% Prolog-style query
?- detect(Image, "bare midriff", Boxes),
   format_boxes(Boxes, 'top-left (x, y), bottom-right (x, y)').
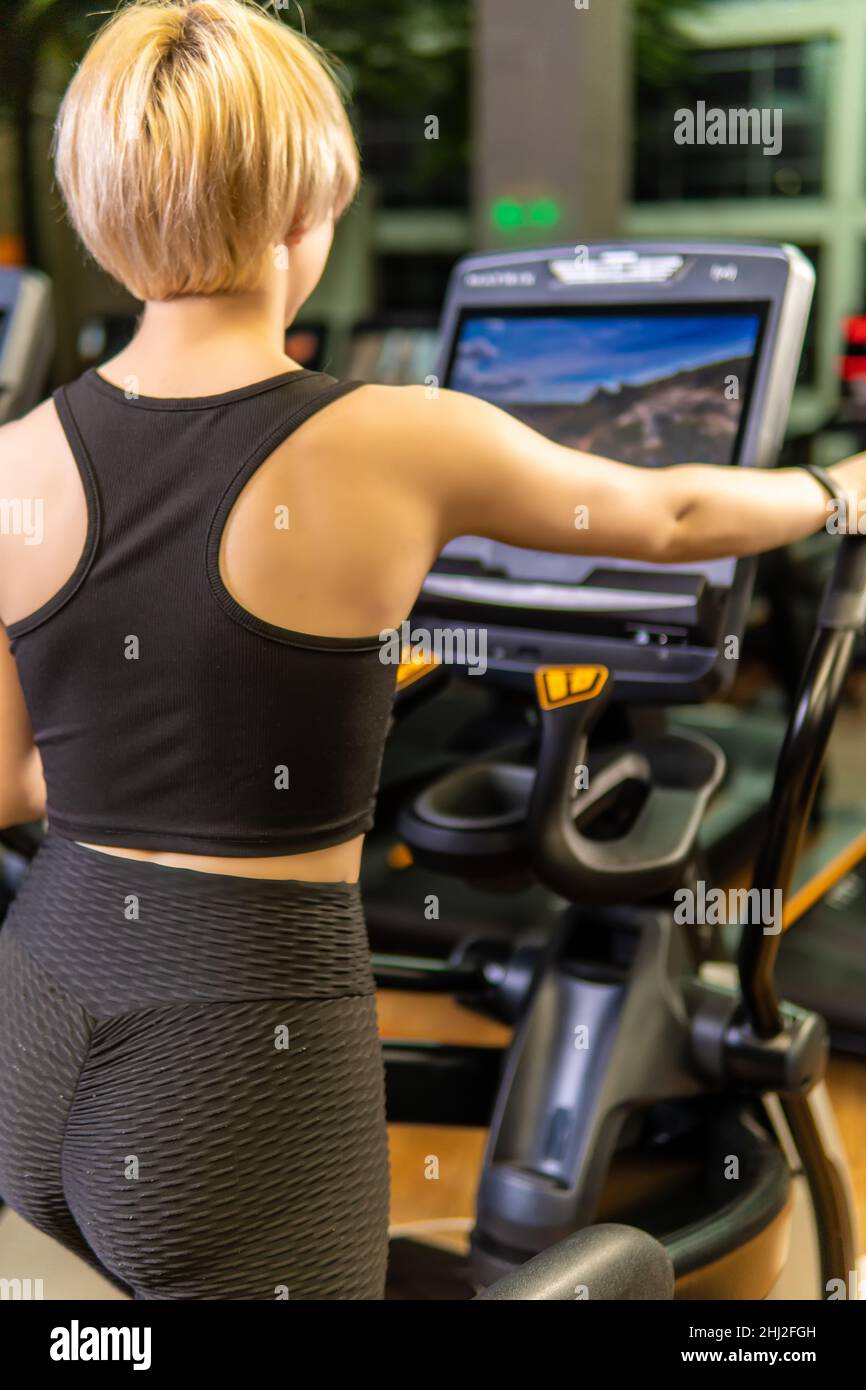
top-left (76, 834), bottom-right (364, 883)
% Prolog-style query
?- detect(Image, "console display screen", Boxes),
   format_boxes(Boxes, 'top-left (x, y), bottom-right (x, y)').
top-left (446, 306), bottom-right (767, 468)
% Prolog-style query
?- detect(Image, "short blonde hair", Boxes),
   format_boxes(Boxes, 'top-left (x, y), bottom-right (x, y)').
top-left (54, 0), bottom-right (359, 299)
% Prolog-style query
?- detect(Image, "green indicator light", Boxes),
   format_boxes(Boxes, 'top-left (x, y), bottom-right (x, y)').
top-left (491, 198), bottom-right (524, 229)
top-left (528, 198), bottom-right (561, 228)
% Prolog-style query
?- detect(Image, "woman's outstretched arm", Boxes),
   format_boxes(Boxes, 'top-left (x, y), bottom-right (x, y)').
top-left (375, 385), bottom-right (862, 564)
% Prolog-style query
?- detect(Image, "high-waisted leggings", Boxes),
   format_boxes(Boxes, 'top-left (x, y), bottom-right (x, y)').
top-left (0, 835), bottom-right (389, 1299)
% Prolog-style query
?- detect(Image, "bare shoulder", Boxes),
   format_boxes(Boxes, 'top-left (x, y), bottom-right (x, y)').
top-left (320, 381), bottom-right (434, 431)
top-left (336, 382), bottom-right (488, 426)
top-left (306, 381), bottom-right (496, 473)
top-left (288, 382), bottom-right (423, 472)
top-left (289, 383), bottom-right (543, 553)
top-left (0, 397), bottom-right (62, 481)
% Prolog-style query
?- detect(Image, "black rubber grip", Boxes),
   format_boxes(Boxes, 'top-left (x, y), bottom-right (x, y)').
top-left (818, 534), bottom-right (866, 633)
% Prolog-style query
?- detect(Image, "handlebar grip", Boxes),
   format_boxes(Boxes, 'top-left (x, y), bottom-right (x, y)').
top-left (528, 665), bottom-right (725, 903)
top-left (819, 531), bottom-right (866, 634)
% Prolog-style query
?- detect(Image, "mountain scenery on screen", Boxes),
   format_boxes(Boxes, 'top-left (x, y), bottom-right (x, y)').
top-left (450, 312), bottom-right (763, 467)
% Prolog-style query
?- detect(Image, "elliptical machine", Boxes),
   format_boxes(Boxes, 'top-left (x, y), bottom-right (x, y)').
top-left (370, 243), bottom-right (859, 1297)
top-left (381, 585), bottom-right (860, 1295)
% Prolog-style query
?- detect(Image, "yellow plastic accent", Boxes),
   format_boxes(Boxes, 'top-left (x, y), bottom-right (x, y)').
top-left (534, 664), bottom-right (609, 711)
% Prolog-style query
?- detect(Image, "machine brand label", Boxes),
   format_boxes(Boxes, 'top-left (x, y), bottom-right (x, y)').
top-left (464, 270), bottom-right (537, 288)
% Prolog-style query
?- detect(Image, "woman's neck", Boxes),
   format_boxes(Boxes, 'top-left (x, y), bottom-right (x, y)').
top-left (100, 286), bottom-right (298, 397)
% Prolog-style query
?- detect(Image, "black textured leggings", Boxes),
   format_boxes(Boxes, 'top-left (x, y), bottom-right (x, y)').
top-left (0, 835), bottom-right (389, 1299)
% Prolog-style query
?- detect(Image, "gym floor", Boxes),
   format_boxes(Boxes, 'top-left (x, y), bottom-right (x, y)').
top-left (2, 704), bottom-right (865, 1300)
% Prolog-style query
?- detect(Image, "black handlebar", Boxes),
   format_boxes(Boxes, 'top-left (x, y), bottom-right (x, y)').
top-left (817, 528), bottom-right (866, 632)
top-left (525, 531), bottom-right (866, 981)
top-left (528, 667), bottom-right (724, 904)
top-left (739, 530), bottom-right (866, 1038)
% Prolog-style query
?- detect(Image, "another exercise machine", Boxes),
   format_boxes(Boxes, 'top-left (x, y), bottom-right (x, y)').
top-left (0, 267), bottom-right (53, 427)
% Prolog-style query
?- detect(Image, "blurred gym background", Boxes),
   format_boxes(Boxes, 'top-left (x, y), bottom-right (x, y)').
top-left (0, 0), bottom-right (860, 410)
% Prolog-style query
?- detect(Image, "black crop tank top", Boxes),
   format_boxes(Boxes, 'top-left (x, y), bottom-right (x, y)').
top-left (7, 368), bottom-right (399, 856)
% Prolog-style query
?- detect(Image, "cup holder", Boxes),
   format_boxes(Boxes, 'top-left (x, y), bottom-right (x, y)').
top-left (398, 761), bottom-right (534, 879)
top-left (414, 763), bottom-right (534, 831)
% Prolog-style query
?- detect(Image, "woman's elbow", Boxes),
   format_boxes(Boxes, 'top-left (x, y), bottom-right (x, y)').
top-left (630, 510), bottom-right (686, 566)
